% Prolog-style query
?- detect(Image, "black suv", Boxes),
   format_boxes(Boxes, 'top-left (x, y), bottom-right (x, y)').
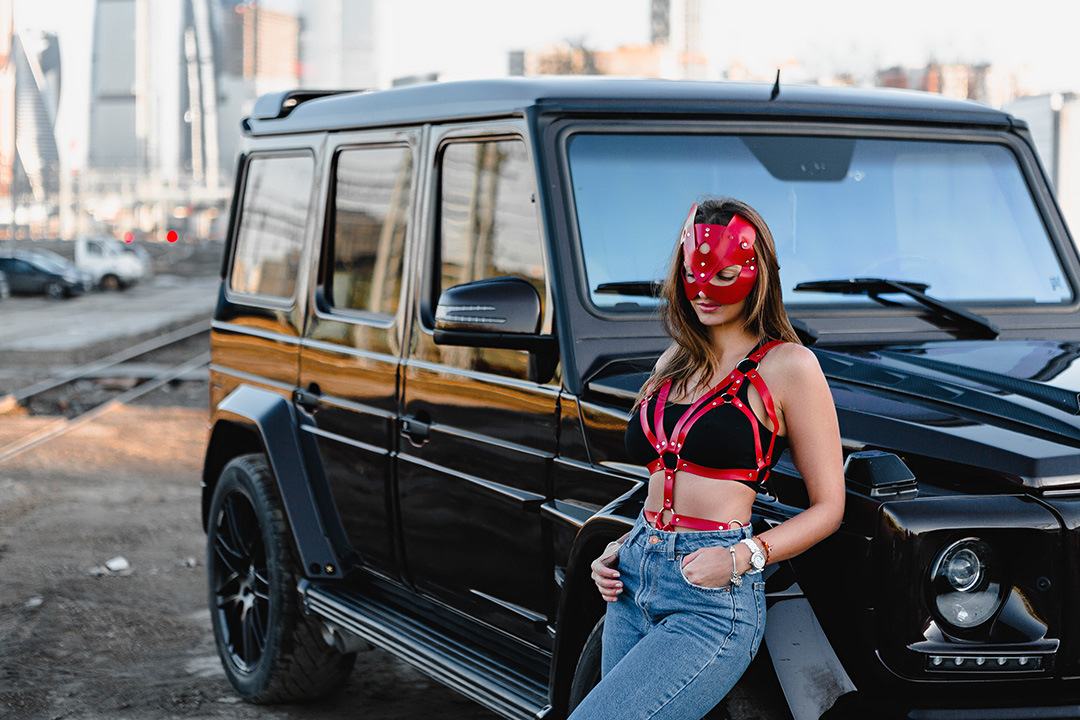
top-left (203, 78), bottom-right (1080, 719)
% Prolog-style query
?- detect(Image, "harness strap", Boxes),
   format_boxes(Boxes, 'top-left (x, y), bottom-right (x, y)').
top-left (643, 509), bottom-right (743, 532)
top-left (643, 340), bottom-right (784, 531)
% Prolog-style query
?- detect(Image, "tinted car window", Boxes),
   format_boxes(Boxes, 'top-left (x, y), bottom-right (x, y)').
top-left (328, 145), bottom-right (413, 317)
top-left (568, 133), bottom-right (1070, 311)
top-left (439, 140), bottom-right (545, 304)
top-left (230, 154), bottom-right (315, 299)
top-left (418, 138), bottom-right (548, 382)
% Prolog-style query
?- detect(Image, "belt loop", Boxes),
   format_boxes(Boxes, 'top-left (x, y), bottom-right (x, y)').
top-left (667, 532), bottom-right (677, 561)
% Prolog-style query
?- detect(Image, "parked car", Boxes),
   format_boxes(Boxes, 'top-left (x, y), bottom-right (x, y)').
top-left (74, 234), bottom-right (149, 290)
top-left (0, 252), bottom-right (92, 298)
top-left (203, 78), bottom-right (1080, 720)
top-left (23, 248), bottom-right (96, 291)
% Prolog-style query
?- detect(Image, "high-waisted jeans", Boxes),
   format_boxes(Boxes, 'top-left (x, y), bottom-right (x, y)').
top-left (568, 512), bottom-right (766, 720)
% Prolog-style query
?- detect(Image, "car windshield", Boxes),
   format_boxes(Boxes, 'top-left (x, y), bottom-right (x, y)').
top-left (567, 132), bottom-right (1071, 311)
top-left (25, 254), bottom-right (70, 272)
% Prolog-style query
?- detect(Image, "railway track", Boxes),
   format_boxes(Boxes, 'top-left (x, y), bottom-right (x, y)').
top-left (0, 319), bottom-right (211, 463)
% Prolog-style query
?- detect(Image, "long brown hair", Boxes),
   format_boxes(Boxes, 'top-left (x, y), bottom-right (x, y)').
top-left (638, 196), bottom-right (801, 404)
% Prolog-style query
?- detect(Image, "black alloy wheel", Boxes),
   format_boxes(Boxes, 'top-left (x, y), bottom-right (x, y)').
top-left (211, 481), bottom-right (270, 673)
top-left (207, 453), bottom-right (355, 702)
top-left (44, 280), bottom-right (65, 299)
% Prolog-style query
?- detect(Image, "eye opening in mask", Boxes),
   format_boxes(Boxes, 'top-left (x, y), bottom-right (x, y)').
top-left (685, 264), bottom-right (741, 286)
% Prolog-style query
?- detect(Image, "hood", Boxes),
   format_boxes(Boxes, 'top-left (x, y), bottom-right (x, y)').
top-left (587, 339), bottom-right (1080, 491)
top-left (820, 340), bottom-right (1080, 490)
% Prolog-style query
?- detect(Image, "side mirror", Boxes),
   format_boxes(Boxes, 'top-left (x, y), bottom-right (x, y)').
top-left (435, 276), bottom-right (542, 336)
top-left (433, 276), bottom-right (558, 372)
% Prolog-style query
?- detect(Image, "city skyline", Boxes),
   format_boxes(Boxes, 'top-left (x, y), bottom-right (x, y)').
top-left (10, 0), bottom-right (1080, 177)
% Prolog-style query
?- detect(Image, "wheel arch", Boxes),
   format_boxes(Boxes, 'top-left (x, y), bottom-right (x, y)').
top-left (549, 509), bottom-right (636, 716)
top-left (203, 384), bottom-right (345, 580)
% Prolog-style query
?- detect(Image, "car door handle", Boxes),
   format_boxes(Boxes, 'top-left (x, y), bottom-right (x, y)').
top-left (400, 416), bottom-right (430, 443)
top-left (295, 385), bottom-right (321, 411)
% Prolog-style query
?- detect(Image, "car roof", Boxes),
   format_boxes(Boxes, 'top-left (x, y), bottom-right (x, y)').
top-left (243, 76), bottom-right (1017, 137)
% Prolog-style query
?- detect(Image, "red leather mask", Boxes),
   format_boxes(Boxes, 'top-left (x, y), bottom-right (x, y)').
top-left (680, 203), bottom-right (758, 304)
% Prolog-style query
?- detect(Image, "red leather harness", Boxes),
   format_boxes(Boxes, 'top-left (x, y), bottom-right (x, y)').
top-left (640, 340), bottom-right (784, 531)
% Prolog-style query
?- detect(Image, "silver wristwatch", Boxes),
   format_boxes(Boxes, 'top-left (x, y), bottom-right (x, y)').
top-left (741, 538), bottom-right (766, 574)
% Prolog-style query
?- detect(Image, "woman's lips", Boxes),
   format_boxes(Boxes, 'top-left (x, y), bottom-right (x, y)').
top-left (695, 300), bottom-right (720, 312)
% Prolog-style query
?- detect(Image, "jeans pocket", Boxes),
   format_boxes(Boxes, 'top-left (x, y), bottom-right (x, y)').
top-left (677, 554), bottom-right (732, 593)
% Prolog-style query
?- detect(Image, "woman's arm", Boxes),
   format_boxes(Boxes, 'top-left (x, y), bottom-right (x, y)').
top-left (683, 344), bottom-right (845, 581)
top-left (748, 343), bottom-right (845, 565)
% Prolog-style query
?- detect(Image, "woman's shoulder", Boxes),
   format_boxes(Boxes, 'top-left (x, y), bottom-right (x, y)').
top-left (655, 343), bottom-right (679, 368)
top-left (759, 341), bottom-right (824, 383)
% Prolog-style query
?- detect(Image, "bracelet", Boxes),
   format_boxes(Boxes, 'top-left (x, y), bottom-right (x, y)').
top-left (750, 535), bottom-right (772, 565)
top-left (728, 546), bottom-right (743, 587)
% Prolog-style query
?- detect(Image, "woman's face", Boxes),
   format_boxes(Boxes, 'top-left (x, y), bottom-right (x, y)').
top-left (683, 263), bottom-right (749, 327)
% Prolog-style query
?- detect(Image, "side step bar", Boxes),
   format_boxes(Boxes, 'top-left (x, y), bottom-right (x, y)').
top-left (298, 580), bottom-right (552, 720)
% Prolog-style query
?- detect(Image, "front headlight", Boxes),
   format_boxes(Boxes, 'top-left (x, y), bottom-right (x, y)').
top-left (929, 538), bottom-right (1003, 629)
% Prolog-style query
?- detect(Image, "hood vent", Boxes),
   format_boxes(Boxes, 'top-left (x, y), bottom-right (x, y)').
top-left (845, 450), bottom-right (917, 498)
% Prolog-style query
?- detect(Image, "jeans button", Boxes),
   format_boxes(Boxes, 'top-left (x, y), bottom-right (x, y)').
top-left (648, 536), bottom-right (661, 545)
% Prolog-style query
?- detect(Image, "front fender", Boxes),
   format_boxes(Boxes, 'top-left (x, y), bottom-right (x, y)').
top-left (203, 384), bottom-right (343, 579)
top-left (548, 482), bottom-right (643, 712)
top-left (766, 595), bottom-right (856, 720)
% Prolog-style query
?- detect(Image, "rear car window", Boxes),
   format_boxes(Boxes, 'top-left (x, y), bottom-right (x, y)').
top-left (230, 154), bottom-right (315, 299)
top-left (327, 145), bottom-right (413, 317)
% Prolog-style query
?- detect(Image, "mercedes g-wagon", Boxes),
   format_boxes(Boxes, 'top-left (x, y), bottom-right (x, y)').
top-left (203, 77), bottom-right (1080, 719)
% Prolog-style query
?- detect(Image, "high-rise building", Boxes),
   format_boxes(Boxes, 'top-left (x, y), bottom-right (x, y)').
top-left (1, 0), bottom-right (62, 237)
top-left (12, 30), bottom-right (61, 205)
top-left (85, 0), bottom-right (285, 238)
top-left (224, 2), bottom-right (301, 96)
top-left (298, 0), bottom-right (378, 90)
top-left (649, 0), bottom-right (706, 80)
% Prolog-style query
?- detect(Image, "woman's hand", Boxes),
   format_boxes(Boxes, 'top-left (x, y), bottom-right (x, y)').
top-left (591, 542), bottom-right (623, 602)
top-left (680, 546), bottom-right (732, 588)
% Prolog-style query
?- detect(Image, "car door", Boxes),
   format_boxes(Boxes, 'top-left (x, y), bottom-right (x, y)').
top-left (0, 259), bottom-right (37, 293)
top-left (398, 128), bottom-right (559, 647)
top-left (297, 132), bottom-right (418, 580)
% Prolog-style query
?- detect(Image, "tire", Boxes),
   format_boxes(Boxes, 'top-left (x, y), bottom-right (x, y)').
top-left (715, 646), bottom-right (794, 720)
top-left (206, 453), bottom-right (355, 702)
top-left (44, 281), bottom-right (65, 299)
top-left (100, 274), bottom-right (121, 292)
top-left (567, 617), bottom-right (604, 713)
top-left (567, 617), bottom-right (793, 720)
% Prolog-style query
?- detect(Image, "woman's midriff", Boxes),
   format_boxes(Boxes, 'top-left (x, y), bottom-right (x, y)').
top-left (643, 469), bottom-right (757, 531)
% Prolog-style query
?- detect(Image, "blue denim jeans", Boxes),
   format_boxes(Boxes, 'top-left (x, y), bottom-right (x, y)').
top-left (569, 512), bottom-right (766, 720)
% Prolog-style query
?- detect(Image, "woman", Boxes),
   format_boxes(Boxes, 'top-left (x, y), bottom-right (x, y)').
top-left (572, 197), bottom-right (845, 720)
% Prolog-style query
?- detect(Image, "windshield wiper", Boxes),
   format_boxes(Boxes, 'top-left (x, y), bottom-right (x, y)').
top-left (794, 278), bottom-right (1000, 339)
top-left (594, 281), bottom-right (662, 297)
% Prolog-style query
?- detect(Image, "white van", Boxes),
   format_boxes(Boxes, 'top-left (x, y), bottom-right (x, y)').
top-left (74, 235), bottom-right (149, 291)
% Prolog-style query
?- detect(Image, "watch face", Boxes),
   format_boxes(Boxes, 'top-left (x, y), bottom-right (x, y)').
top-left (750, 552), bottom-right (766, 570)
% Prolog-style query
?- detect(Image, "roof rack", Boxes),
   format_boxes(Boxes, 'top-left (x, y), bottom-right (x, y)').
top-left (248, 89), bottom-right (362, 121)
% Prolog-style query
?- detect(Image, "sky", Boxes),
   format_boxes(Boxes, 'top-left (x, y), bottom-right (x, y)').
top-left (12, 0), bottom-right (1080, 170)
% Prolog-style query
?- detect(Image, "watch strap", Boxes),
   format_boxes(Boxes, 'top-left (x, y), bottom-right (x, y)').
top-left (741, 538), bottom-right (766, 573)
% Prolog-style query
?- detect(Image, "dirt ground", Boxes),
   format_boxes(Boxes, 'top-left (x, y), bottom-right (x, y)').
top-left (0, 387), bottom-right (498, 720)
